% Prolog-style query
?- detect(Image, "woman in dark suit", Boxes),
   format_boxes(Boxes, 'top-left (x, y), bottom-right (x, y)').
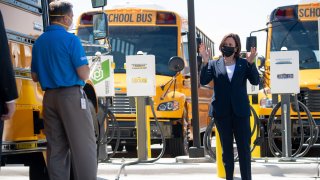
top-left (199, 33), bottom-right (259, 180)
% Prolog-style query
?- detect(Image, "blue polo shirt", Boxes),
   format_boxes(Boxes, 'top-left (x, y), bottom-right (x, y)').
top-left (31, 25), bottom-right (88, 91)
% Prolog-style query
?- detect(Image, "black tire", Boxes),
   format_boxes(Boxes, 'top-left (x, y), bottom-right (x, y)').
top-left (125, 145), bottom-right (137, 152)
top-left (29, 153), bottom-right (49, 180)
top-left (261, 137), bottom-right (273, 157)
top-left (111, 144), bottom-right (124, 152)
top-left (167, 109), bottom-right (189, 157)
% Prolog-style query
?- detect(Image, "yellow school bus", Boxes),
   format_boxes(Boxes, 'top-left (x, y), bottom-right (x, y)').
top-left (77, 5), bottom-right (215, 156)
top-left (0, 0), bottom-right (103, 179)
top-left (254, 1), bottom-right (320, 156)
top-left (0, 1), bottom-right (48, 178)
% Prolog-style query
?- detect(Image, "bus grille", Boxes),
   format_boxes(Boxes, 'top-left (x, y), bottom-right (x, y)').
top-left (109, 94), bottom-right (136, 114)
top-left (297, 89), bottom-right (320, 112)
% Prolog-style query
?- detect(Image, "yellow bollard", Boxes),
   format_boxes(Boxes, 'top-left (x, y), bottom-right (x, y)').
top-left (215, 127), bottom-right (226, 178)
top-left (250, 99), bottom-right (261, 158)
top-left (135, 97), bottom-right (151, 160)
top-left (146, 105), bottom-right (151, 158)
top-left (216, 96), bottom-right (260, 179)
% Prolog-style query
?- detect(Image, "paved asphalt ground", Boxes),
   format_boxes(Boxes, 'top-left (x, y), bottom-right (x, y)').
top-left (1, 157), bottom-right (320, 180)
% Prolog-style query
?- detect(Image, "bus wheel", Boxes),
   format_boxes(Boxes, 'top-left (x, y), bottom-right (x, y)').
top-left (182, 112), bottom-right (190, 155)
top-left (111, 144), bottom-right (124, 152)
top-left (125, 145), bottom-right (137, 152)
top-left (260, 123), bottom-right (273, 157)
top-left (167, 110), bottom-right (190, 157)
top-left (29, 153), bottom-right (49, 180)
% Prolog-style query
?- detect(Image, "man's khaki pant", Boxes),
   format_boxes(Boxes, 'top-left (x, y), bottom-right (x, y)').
top-left (43, 86), bottom-right (97, 180)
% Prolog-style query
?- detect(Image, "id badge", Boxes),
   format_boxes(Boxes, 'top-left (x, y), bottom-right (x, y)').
top-left (81, 98), bottom-right (86, 109)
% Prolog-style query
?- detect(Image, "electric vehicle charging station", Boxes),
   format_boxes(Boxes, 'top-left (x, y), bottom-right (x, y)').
top-left (126, 55), bottom-right (156, 161)
top-left (270, 51), bottom-right (299, 161)
top-left (89, 54), bottom-right (115, 161)
top-left (90, 55), bottom-right (115, 97)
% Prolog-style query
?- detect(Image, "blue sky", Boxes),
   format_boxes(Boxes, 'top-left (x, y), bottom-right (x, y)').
top-left (70, 0), bottom-right (308, 57)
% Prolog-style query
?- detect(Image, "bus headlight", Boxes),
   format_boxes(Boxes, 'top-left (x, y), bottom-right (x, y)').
top-left (260, 98), bottom-right (273, 108)
top-left (157, 101), bottom-right (179, 111)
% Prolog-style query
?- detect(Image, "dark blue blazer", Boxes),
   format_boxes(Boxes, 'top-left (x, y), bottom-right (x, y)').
top-left (200, 57), bottom-right (260, 118)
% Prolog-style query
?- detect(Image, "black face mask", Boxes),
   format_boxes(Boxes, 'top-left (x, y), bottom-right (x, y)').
top-left (221, 46), bottom-right (235, 57)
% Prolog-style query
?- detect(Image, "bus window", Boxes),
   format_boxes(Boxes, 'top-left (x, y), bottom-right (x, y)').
top-left (271, 20), bottom-right (319, 69)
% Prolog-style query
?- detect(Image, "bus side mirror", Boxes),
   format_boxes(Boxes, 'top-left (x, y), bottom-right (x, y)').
top-left (168, 56), bottom-right (185, 73)
top-left (93, 13), bottom-right (108, 40)
top-left (91, 0), bottom-right (107, 8)
top-left (246, 36), bottom-right (257, 52)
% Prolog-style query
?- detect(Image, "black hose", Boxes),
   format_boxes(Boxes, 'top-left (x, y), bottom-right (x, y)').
top-left (267, 98), bottom-right (318, 158)
top-left (102, 109), bottom-right (120, 161)
top-left (234, 105), bottom-right (261, 161)
top-left (115, 97), bottom-right (166, 180)
top-left (203, 105), bottom-right (261, 161)
top-left (203, 117), bottom-right (216, 160)
top-left (97, 98), bottom-right (121, 162)
top-left (291, 95), bottom-right (304, 157)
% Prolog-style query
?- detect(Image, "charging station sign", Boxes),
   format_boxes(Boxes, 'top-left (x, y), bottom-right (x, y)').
top-left (90, 55), bottom-right (115, 97)
top-left (126, 55), bottom-right (155, 96)
top-left (270, 51), bottom-right (299, 94)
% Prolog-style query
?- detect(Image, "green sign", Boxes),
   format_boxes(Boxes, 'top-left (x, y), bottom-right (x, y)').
top-left (92, 59), bottom-right (110, 84)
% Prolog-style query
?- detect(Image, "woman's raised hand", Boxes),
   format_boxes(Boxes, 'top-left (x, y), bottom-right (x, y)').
top-left (246, 47), bottom-right (257, 64)
top-left (199, 43), bottom-right (210, 64)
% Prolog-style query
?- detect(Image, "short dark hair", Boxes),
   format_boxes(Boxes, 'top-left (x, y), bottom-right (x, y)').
top-left (49, 0), bottom-right (73, 22)
top-left (219, 33), bottom-right (241, 59)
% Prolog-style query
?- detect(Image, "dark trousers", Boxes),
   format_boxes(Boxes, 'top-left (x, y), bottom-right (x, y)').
top-left (215, 114), bottom-right (252, 180)
top-left (43, 86), bottom-right (97, 180)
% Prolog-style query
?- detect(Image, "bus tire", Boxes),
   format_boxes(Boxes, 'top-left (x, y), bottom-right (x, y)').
top-left (125, 145), bottom-right (137, 152)
top-left (29, 153), bottom-right (49, 180)
top-left (260, 123), bottom-right (273, 157)
top-left (167, 110), bottom-right (190, 157)
top-left (112, 144), bottom-right (123, 152)
top-left (261, 137), bottom-right (273, 157)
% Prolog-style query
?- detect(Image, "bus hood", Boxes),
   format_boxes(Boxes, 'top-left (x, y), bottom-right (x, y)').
top-left (113, 73), bottom-right (173, 94)
top-left (300, 69), bottom-right (320, 89)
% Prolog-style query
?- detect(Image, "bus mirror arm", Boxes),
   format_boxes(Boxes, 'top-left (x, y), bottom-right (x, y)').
top-left (160, 74), bottom-right (178, 100)
top-left (246, 27), bottom-right (268, 52)
top-left (249, 27), bottom-right (268, 37)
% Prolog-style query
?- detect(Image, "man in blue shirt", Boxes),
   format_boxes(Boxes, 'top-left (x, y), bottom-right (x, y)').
top-left (31, 1), bottom-right (97, 180)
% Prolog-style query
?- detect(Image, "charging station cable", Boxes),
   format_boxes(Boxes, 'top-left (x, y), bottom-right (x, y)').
top-left (96, 98), bottom-right (121, 162)
top-left (267, 95), bottom-right (318, 158)
top-left (115, 97), bottom-right (166, 180)
top-left (203, 105), bottom-right (262, 161)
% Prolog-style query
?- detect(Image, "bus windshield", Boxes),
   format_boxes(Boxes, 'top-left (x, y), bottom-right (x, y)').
top-left (77, 26), bottom-right (178, 76)
top-left (271, 20), bottom-right (320, 69)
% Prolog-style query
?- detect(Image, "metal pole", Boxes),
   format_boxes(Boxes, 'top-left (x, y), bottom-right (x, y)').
top-left (279, 94), bottom-right (295, 162)
top-left (136, 96), bottom-right (148, 161)
top-left (187, 0), bottom-right (204, 158)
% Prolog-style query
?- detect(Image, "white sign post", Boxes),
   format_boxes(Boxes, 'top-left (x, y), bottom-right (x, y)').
top-left (126, 55), bottom-right (156, 161)
top-left (126, 55), bottom-right (156, 97)
top-left (270, 51), bottom-right (300, 94)
top-left (270, 50), bottom-right (299, 160)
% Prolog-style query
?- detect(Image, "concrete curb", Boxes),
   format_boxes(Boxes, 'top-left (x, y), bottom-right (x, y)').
top-left (99, 157), bottom-right (320, 177)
